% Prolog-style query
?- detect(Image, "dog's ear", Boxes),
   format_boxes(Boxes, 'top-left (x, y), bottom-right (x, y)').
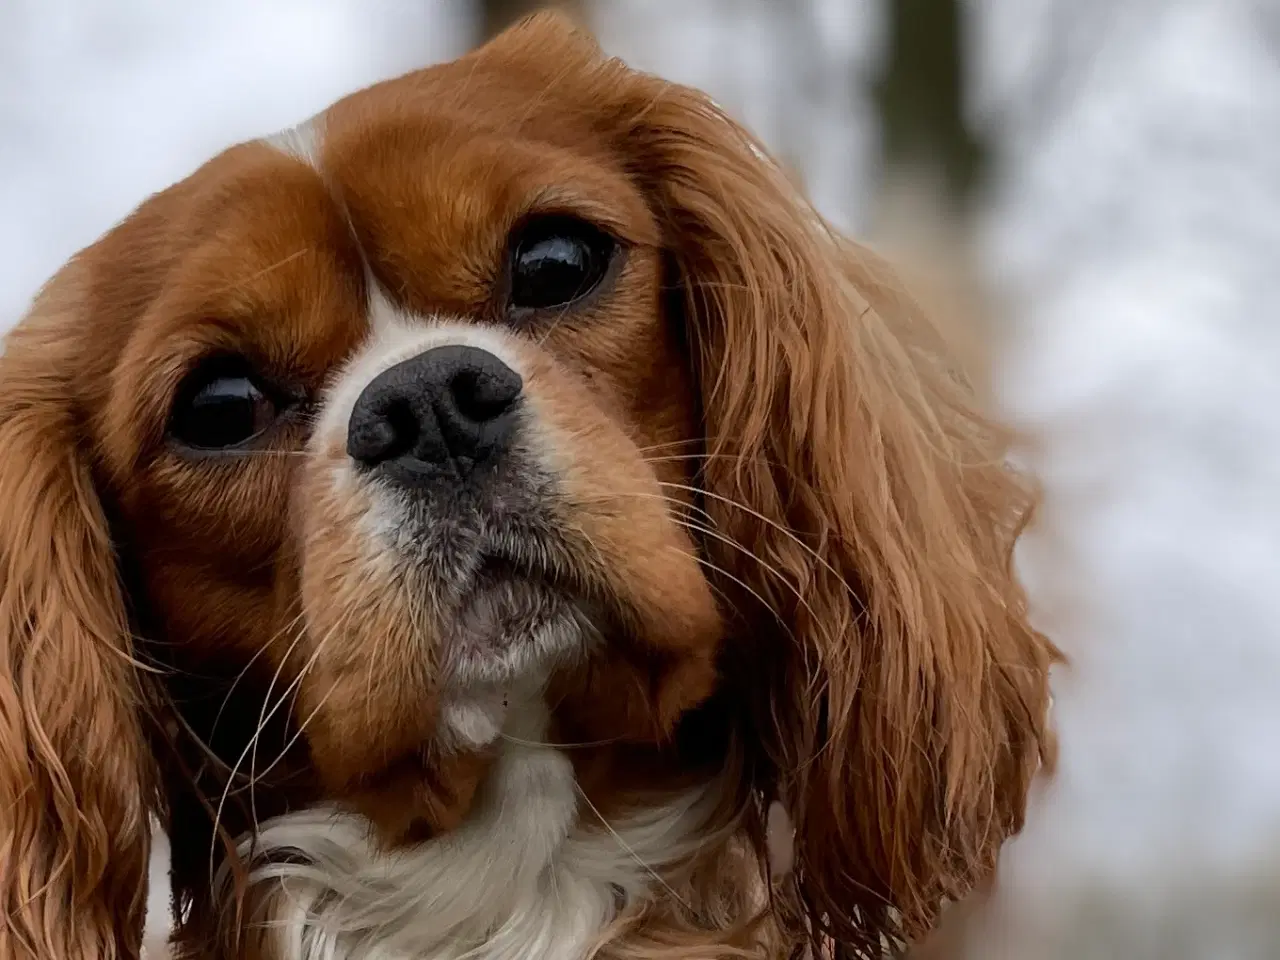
top-left (618, 76), bottom-right (1060, 953)
top-left (0, 266), bottom-right (156, 958)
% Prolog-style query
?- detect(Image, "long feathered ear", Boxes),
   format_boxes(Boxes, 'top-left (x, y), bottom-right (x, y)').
top-left (0, 268), bottom-right (155, 958)
top-left (620, 80), bottom-right (1060, 953)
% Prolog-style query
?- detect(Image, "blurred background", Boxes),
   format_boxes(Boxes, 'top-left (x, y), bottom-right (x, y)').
top-left (4, 1), bottom-right (1279, 957)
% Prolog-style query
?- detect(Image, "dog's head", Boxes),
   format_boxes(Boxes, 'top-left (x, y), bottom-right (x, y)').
top-left (0, 14), bottom-right (1056, 957)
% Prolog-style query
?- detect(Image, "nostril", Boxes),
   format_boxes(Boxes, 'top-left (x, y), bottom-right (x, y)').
top-left (348, 399), bottom-right (418, 467)
top-left (348, 413), bottom-right (395, 466)
top-left (449, 366), bottom-right (522, 424)
top-left (382, 400), bottom-right (421, 457)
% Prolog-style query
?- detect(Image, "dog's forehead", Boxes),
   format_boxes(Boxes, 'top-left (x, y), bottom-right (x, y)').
top-left (308, 56), bottom-right (640, 208)
top-left (246, 65), bottom-right (656, 320)
top-left (324, 40), bottom-right (613, 144)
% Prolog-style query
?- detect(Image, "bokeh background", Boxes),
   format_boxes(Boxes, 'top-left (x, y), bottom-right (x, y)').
top-left (4, 2), bottom-right (1279, 957)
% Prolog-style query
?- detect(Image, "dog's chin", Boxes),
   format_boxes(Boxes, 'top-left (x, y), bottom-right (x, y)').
top-left (439, 555), bottom-right (595, 691)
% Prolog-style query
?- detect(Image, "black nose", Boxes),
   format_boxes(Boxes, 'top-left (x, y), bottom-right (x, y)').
top-left (346, 345), bottom-right (523, 482)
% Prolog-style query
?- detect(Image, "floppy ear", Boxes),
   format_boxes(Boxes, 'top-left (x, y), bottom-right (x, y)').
top-left (0, 268), bottom-right (155, 958)
top-left (620, 80), bottom-right (1059, 952)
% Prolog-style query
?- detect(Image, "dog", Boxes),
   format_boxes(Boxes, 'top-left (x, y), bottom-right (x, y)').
top-left (0, 13), bottom-right (1057, 959)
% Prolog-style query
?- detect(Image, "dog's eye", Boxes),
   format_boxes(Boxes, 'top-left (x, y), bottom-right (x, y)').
top-left (169, 358), bottom-right (282, 451)
top-left (507, 216), bottom-right (615, 312)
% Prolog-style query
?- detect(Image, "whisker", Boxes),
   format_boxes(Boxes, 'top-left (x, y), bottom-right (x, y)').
top-left (248, 616), bottom-right (343, 785)
top-left (250, 670), bottom-right (342, 785)
top-left (217, 450), bottom-right (310, 459)
top-left (573, 783), bottom-right (695, 915)
top-left (569, 488), bottom-right (718, 532)
top-left (660, 540), bottom-right (799, 649)
top-left (669, 279), bottom-right (769, 293)
top-left (535, 300), bottom-right (577, 347)
top-left (497, 732), bottom-right (623, 750)
top-left (244, 623), bottom-right (312, 788)
top-left (640, 453), bottom-right (791, 477)
top-left (633, 438), bottom-right (705, 455)
top-left (116, 632), bottom-right (168, 675)
top-left (675, 501), bottom-right (863, 703)
top-left (656, 480), bottom-right (861, 605)
top-left (148, 629), bottom-right (304, 803)
top-left (210, 609), bottom-right (307, 745)
top-left (246, 606), bottom-right (375, 789)
top-left (165, 705), bottom-right (240, 782)
top-left (208, 615), bottom-right (338, 887)
top-left (571, 487), bottom-right (830, 651)
top-left (667, 514), bottom-right (829, 635)
top-left (209, 248), bottom-right (310, 297)
top-left (596, 501), bottom-right (840, 772)
top-left (244, 612), bottom-right (329, 840)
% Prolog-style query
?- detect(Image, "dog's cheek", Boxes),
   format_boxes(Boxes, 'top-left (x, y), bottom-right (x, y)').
top-left (291, 456), bottom-right (443, 800)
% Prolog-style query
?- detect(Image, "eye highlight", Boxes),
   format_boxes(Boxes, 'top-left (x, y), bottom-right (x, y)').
top-left (506, 215), bottom-right (617, 313)
top-left (168, 356), bottom-right (289, 452)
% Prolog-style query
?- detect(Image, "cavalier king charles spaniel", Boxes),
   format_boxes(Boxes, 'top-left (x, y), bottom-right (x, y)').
top-left (0, 13), bottom-right (1058, 960)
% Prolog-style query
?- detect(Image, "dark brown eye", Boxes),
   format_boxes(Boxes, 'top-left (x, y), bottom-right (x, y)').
top-left (507, 216), bottom-right (616, 312)
top-left (169, 357), bottom-right (282, 451)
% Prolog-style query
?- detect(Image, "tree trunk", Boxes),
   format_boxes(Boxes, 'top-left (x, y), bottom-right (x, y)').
top-left (874, 0), bottom-right (985, 212)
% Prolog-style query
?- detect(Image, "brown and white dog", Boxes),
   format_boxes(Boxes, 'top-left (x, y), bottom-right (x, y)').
top-left (0, 13), bottom-right (1057, 960)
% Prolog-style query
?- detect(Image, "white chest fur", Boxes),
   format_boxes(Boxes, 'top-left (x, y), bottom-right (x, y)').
top-left (240, 704), bottom-right (715, 960)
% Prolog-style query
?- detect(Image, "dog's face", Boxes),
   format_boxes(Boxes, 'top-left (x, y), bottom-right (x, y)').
top-left (96, 55), bottom-right (724, 842)
top-left (0, 15), bottom-right (1058, 958)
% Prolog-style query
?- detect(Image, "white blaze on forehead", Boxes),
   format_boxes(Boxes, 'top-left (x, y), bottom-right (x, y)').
top-left (263, 118), bottom-right (529, 459)
top-left (264, 113), bottom-right (326, 171)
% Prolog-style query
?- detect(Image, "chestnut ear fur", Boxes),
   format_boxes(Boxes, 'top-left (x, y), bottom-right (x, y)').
top-left (546, 26), bottom-right (1061, 953)
top-left (0, 266), bottom-right (156, 960)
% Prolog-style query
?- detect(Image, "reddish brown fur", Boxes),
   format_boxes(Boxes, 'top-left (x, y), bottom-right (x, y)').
top-left (0, 13), bottom-right (1058, 959)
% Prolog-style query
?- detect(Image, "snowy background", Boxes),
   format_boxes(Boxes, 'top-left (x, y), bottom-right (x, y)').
top-left (3, 2), bottom-right (1279, 957)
